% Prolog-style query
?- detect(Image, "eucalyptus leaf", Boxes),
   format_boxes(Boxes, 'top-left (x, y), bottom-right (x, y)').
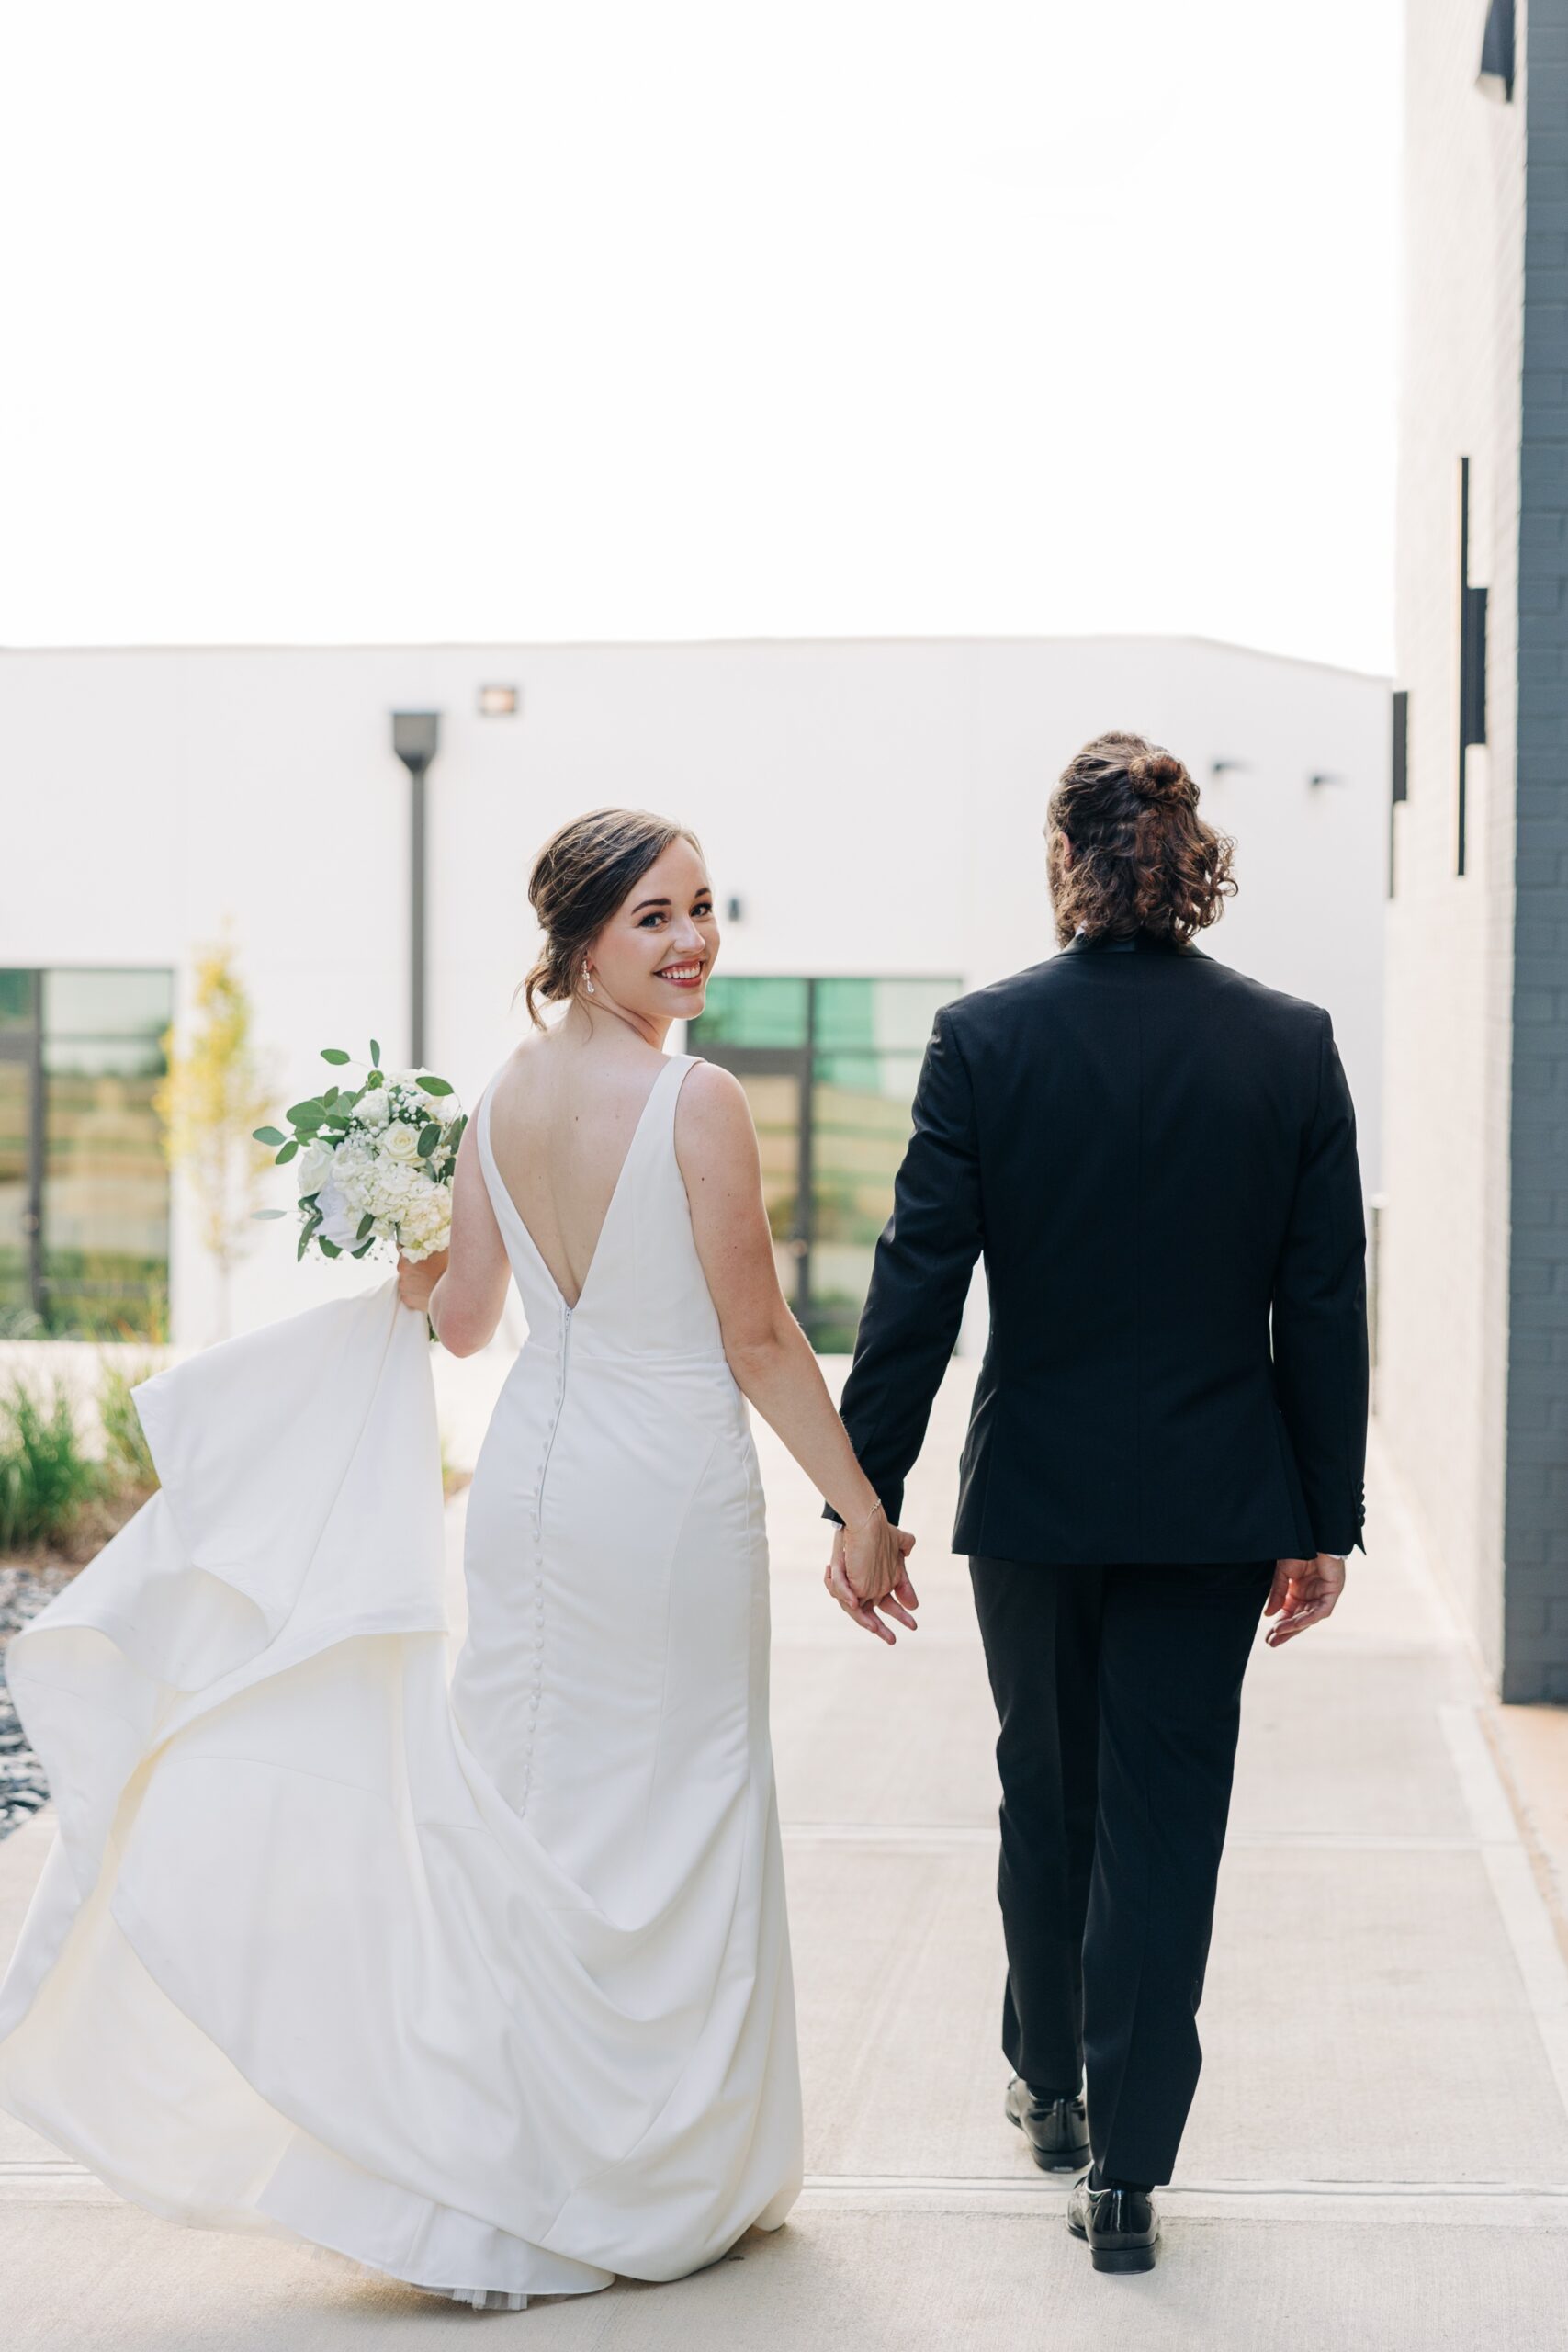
top-left (356, 1212), bottom-right (374, 1238)
top-left (417, 1122), bottom-right (440, 1157)
top-left (319, 1238), bottom-right (342, 1259)
top-left (275, 1139), bottom-right (299, 1164)
top-left (287, 1097), bottom-right (326, 1125)
top-left (351, 1238), bottom-right (376, 1258)
top-left (321, 1048), bottom-right (352, 1065)
top-left (253, 1125), bottom-right (286, 1146)
top-left (418, 1076), bottom-right (455, 1097)
top-left (252, 1208), bottom-right (288, 1220)
top-left (370, 1039), bottom-right (381, 1067)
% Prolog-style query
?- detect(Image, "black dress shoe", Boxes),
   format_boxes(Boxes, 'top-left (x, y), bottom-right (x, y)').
top-left (1066, 2172), bottom-right (1159, 2273)
top-left (1004, 2075), bottom-right (1090, 2172)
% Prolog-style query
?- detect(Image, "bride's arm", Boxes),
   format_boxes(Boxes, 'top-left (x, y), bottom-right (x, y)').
top-left (397, 1115), bottom-right (511, 1356)
top-left (676, 1061), bottom-right (913, 1606)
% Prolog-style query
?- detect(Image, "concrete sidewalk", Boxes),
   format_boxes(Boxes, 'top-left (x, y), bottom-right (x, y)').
top-left (6, 1363), bottom-right (1568, 2346)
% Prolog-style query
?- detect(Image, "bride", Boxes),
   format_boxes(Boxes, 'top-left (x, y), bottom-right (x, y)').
top-left (0, 806), bottom-right (918, 2312)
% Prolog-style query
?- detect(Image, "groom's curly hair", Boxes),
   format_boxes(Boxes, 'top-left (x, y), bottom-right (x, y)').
top-left (517, 808), bottom-right (705, 1027)
top-left (1044, 731), bottom-right (1237, 947)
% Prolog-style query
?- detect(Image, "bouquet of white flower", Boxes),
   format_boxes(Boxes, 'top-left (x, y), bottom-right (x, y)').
top-left (252, 1040), bottom-right (465, 1266)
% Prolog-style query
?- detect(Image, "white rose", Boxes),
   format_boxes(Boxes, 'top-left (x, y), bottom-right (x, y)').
top-left (296, 1138), bottom-right (335, 1197)
top-left (382, 1123), bottom-right (422, 1163)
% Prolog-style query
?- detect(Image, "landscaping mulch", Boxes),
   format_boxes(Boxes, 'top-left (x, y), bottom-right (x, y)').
top-left (0, 1485), bottom-right (154, 1842)
top-left (0, 1565), bottom-right (74, 1838)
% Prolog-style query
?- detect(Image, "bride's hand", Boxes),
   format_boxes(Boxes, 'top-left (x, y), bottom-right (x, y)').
top-left (825, 1527), bottom-right (919, 1645)
top-left (397, 1247), bottom-right (448, 1313)
top-left (841, 1501), bottom-right (912, 1603)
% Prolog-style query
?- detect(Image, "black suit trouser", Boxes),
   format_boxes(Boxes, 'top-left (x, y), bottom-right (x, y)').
top-left (968, 1555), bottom-right (1275, 2186)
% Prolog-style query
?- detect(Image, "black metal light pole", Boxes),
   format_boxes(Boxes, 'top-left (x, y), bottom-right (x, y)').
top-left (391, 711), bottom-right (441, 1067)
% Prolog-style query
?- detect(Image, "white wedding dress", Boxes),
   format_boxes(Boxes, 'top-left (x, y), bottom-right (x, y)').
top-left (0, 1047), bottom-right (803, 2310)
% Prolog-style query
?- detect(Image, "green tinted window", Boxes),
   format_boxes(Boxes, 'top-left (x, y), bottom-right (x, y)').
top-left (45, 967), bottom-right (175, 1040)
top-left (689, 973), bottom-right (961, 1353)
top-left (692, 975), bottom-right (809, 1049)
top-left (0, 967), bottom-right (173, 1340)
top-left (813, 977), bottom-right (953, 1054)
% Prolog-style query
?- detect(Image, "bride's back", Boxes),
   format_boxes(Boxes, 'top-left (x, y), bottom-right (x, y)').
top-left (485, 1035), bottom-right (675, 1314)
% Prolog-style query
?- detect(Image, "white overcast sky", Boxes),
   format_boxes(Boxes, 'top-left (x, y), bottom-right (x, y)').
top-left (2, 1), bottom-right (1403, 673)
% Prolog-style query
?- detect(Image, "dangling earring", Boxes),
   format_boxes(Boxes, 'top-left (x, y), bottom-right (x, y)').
top-left (583, 965), bottom-right (595, 996)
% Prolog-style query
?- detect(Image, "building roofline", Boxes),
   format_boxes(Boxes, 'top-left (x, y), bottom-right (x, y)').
top-left (0, 628), bottom-right (1392, 684)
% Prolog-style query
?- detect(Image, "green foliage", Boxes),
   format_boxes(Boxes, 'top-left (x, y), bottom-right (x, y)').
top-left (153, 936), bottom-right (278, 1306)
top-left (0, 1374), bottom-right (107, 1553)
top-left (96, 1357), bottom-right (161, 1492)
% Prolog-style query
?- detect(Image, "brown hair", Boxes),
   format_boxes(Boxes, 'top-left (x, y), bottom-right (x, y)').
top-left (514, 806), bottom-right (704, 1027)
top-left (1044, 730), bottom-right (1236, 947)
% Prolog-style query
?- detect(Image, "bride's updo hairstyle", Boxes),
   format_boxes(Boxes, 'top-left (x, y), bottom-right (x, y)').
top-left (1044, 729), bottom-right (1237, 948)
top-left (516, 806), bottom-right (705, 1026)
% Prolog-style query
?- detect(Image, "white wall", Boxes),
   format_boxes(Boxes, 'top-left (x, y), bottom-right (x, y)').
top-left (1376, 0), bottom-right (1525, 1688)
top-left (1, 635), bottom-right (1389, 1344)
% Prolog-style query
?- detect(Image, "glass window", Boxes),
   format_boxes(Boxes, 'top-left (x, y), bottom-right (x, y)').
top-left (687, 976), bottom-right (809, 1049)
top-left (813, 977), bottom-right (953, 1055)
top-left (41, 969), bottom-right (174, 1339)
top-left (0, 971), bottom-right (37, 1030)
top-left (0, 968), bottom-right (173, 1340)
top-left (46, 967), bottom-right (175, 1042)
top-left (0, 1057), bottom-right (29, 1321)
top-left (690, 974), bottom-right (959, 1351)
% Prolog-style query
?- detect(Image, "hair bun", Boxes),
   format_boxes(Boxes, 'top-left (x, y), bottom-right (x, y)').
top-left (1127, 749), bottom-right (1189, 802)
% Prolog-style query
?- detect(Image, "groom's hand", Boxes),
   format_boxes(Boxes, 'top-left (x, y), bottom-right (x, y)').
top-left (1263, 1552), bottom-right (1346, 1646)
top-left (824, 1525), bottom-right (919, 1645)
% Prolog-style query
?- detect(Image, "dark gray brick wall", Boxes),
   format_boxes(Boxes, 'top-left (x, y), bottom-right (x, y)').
top-left (1505, 0), bottom-right (1568, 1699)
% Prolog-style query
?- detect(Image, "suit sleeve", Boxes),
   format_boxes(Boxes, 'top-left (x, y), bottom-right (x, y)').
top-left (823, 1005), bottom-right (984, 1527)
top-left (1270, 1010), bottom-right (1369, 1557)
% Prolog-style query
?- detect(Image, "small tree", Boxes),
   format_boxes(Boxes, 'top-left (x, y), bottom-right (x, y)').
top-left (152, 933), bottom-right (278, 1341)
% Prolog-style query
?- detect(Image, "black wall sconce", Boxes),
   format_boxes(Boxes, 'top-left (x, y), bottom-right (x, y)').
top-left (1479, 0), bottom-right (1515, 101)
top-left (1458, 457), bottom-right (1488, 877)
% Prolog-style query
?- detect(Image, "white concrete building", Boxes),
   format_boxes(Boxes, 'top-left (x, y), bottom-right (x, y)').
top-left (0, 635), bottom-right (1390, 1351)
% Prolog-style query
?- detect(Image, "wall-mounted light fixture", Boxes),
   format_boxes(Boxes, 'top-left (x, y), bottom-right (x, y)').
top-left (1308, 771), bottom-right (1345, 789)
top-left (478, 684), bottom-right (520, 717)
top-left (1458, 456), bottom-right (1488, 877)
top-left (1209, 758), bottom-right (1250, 778)
top-left (391, 711), bottom-right (441, 1066)
top-left (726, 897), bottom-right (745, 923)
top-left (1478, 0), bottom-right (1515, 101)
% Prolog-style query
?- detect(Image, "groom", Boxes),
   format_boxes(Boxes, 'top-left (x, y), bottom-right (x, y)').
top-left (823, 731), bottom-right (1369, 2275)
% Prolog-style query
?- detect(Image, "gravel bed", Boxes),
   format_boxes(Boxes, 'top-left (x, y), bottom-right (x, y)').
top-left (0, 1566), bottom-right (74, 1839)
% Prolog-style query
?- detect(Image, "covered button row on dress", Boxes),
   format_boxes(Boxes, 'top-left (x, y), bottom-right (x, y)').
top-left (521, 1301), bottom-right (570, 1807)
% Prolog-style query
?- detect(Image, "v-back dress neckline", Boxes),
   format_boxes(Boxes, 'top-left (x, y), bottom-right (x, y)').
top-left (479, 1051), bottom-right (690, 1317)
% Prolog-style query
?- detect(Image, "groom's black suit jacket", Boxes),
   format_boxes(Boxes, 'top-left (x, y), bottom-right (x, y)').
top-left (828, 930), bottom-right (1369, 1564)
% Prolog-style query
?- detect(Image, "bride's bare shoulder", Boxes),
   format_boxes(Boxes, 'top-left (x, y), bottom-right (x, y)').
top-left (673, 1057), bottom-right (756, 1173)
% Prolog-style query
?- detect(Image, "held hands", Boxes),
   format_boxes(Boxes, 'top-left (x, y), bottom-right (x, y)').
top-left (1263, 1552), bottom-right (1346, 1646)
top-left (824, 1510), bottom-right (919, 1645)
top-left (841, 1501), bottom-right (910, 1604)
